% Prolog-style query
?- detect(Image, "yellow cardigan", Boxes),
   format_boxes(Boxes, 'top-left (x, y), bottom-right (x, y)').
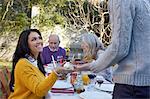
top-left (8, 58), bottom-right (58, 99)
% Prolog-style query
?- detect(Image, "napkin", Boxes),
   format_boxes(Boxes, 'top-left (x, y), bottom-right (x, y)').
top-left (51, 80), bottom-right (74, 94)
top-left (51, 87), bottom-right (74, 94)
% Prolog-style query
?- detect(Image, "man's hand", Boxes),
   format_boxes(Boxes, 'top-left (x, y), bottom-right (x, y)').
top-left (74, 63), bottom-right (91, 71)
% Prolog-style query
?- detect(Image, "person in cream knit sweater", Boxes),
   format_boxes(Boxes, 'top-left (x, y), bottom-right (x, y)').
top-left (76, 0), bottom-right (150, 98)
top-left (8, 29), bottom-right (71, 99)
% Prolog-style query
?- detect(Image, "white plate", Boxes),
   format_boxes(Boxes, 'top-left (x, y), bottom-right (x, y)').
top-left (52, 80), bottom-right (73, 89)
top-left (79, 91), bottom-right (112, 99)
top-left (44, 64), bottom-right (54, 73)
top-left (95, 84), bottom-right (114, 92)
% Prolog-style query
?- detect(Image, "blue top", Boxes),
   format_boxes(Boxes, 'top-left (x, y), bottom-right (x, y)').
top-left (90, 0), bottom-right (150, 86)
top-left (41, 46), bottom-right (66, 65)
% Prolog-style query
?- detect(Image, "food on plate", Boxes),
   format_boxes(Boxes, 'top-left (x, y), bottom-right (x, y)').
top-left (63, 62), bottom-right (74, 70)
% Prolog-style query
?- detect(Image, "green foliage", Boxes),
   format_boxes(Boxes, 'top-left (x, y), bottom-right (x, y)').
top-left (0, 0), bottom-right (67, 37)
top-left (0, 0), bottom-right (31, 37)
top-left (32, 5), bottom-right (65, 29)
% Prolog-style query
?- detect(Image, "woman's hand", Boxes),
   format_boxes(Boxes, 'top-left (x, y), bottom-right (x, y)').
top-left (54, 67), bottom-right (73, 80)
top-left (55, 67), bottom-right (73, 75)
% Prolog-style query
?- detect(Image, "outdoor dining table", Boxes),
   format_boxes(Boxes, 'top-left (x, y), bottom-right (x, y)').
top-left (47, 80), bottom-right (113, 99)
top-left (44, 64), bottom-right (114, 99)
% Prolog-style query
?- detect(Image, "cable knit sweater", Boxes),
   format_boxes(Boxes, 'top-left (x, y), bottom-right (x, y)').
top-left (90, 0), bottom-right (150, 86)
top-left (8, 58), bottom-right (58, 99)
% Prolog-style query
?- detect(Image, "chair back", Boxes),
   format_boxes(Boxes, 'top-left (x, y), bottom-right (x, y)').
top-left (0, 66), bottom-right (11, 99)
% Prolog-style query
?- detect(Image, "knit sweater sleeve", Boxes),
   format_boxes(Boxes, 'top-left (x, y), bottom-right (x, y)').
top-left (90, 0), bottom-right (135, 73)
top-left (16, 59), bottom-right (58, 97)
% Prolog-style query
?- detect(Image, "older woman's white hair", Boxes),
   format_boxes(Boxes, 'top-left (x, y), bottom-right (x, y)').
top-left (81, 33), bottom-right (105, 61)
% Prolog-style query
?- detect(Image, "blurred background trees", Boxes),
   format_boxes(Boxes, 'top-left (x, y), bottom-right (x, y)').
top-left (59, 0), bottom-right (111, 47)
top-left (0, 0), bottom-right (111, 62)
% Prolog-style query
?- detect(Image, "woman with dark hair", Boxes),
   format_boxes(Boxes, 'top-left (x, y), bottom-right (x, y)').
top-left (9, 29), bottom-right (70, 99)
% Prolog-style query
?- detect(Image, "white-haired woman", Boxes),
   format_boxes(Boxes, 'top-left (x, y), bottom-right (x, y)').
top-left (78, 33), bottom-right (113, 82)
